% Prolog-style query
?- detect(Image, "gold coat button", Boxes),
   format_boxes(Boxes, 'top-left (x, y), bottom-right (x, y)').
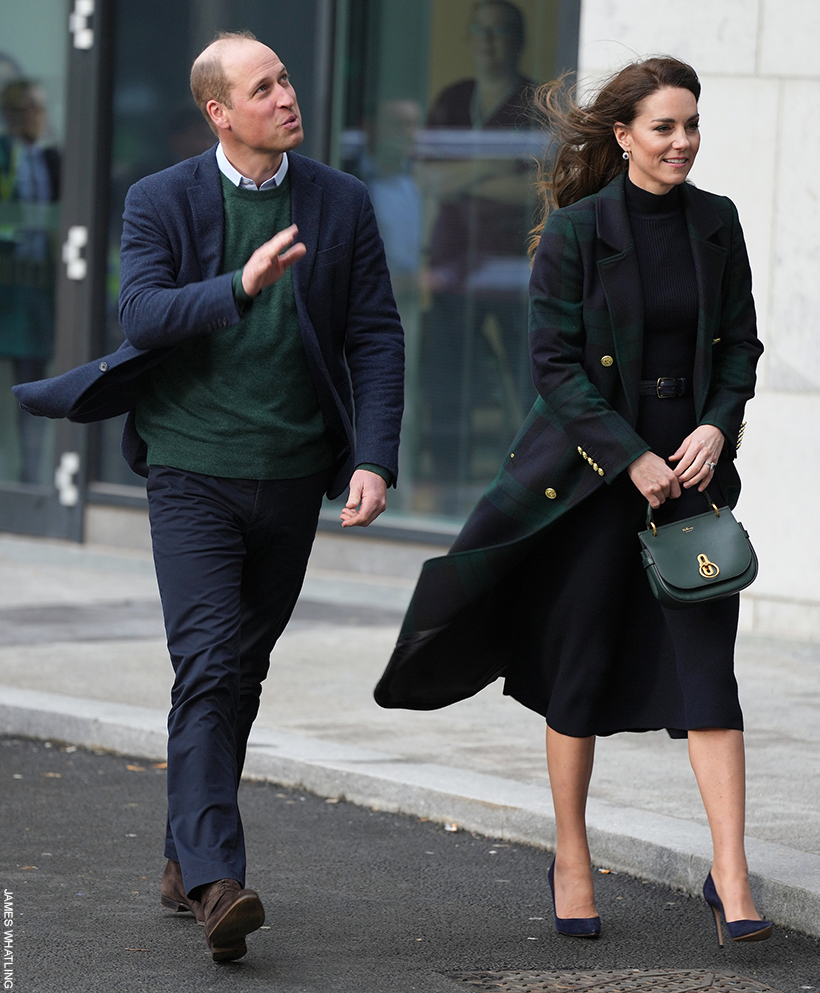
top-left (601, 355), bottom-right (614, 367)
top-left (545, 488), bottom-right (557, 499)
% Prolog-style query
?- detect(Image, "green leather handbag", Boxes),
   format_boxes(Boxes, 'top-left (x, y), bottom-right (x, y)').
top-left (637, 492), bottom-right (758, 609)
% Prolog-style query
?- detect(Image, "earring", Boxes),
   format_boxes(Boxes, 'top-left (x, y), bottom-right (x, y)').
top-left (622, 150), bottom-right (629, 160)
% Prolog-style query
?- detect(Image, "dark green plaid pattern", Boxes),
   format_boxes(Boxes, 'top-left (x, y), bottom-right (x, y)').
top-left (376, 174), bottom-right (762, 710)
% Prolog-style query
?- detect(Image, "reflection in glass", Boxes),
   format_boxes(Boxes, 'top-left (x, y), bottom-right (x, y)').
top-left (418, 0), bottom-right (537, 516)
top-left (0, 72), bottom-right (60, 484)
top-left (340, 0), bottom-right (574, 522)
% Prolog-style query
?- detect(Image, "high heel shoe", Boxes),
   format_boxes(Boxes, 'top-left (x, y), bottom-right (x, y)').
top-left (547, 859), bottom-right (601, 938)
top-left (702, 873), bottom-right (772, 947)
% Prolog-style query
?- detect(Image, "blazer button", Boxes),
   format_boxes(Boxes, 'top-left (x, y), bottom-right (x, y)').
top-left (601, 355), bottom-right (614, 367)
top-left (545, 488), bottom-right (557, 499)
top-left (99, 361), bottom-right (109, 372)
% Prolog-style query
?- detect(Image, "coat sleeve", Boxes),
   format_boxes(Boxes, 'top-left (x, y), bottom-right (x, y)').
top-left (118, 181), bottom-right (240, 350)
top-left (698, 201), bottom-right (763, 454)
top-left (528, 210), bottom-right (649, 481)
top-left (342, 186), bottom-right (405, 481)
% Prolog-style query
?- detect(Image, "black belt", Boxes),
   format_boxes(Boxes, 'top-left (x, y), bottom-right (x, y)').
top-left (639, 377), bottom-right (688, 398)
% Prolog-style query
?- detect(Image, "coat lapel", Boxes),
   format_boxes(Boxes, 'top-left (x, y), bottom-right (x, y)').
top-left (593, 175), bottom-right (728, 425)
top-left (288, 152), bottom-right (323, 302)
top-left (681, 184), bottom-right (727, 418)
top-left (186, 148), bottom-right (224, 279)
top-left (595, 176), bottom-right (644, 425)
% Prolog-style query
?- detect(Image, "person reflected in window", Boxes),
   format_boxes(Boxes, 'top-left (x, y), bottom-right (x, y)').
top-left (359, 99), bottom-right (424, 510)
top-left (418, 0), bottom-right (535, 515)
top-left (360, 99), bottom-right (423, 298)
top-left (0, 79), bottom-right (60, 483)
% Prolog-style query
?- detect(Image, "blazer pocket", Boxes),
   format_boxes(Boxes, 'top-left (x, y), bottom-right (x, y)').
top-left (314, 243), bottom-right (346, 268)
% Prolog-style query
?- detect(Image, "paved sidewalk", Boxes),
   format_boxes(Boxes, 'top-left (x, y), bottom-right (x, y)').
top-left (1, 532), bottom-right (819, 937)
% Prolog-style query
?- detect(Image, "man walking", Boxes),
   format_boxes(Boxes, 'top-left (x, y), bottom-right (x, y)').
top-left (132, 31), bottom-right (404, 961)
top-left (16, 30), bottom-right (403, 962)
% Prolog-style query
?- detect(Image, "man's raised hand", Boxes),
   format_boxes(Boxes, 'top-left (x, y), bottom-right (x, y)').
top-left (241, 224), bottom-right (307, 297)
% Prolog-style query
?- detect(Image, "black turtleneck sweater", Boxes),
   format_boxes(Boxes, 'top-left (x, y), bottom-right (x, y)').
top-left (624, 174), bottom-right (698, 381)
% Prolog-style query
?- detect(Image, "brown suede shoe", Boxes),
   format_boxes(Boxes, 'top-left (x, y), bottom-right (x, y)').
top-left (159, 859), bottom-right (205, 924)
top-left (201, 878), bottom-right (265, 962)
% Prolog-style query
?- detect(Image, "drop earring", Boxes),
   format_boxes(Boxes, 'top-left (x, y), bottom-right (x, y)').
top-left (622, 150), bottom-right (629, 160)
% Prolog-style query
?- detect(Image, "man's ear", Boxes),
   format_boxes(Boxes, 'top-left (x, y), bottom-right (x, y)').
top-left (207, 99), bottom-right (230, 132)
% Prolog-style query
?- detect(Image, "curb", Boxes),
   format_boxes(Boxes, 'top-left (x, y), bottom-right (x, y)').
top-left (2, 685), bottom-right (818, 938)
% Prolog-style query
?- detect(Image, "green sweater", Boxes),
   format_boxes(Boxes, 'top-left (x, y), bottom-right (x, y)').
top-left (135, 173), bottom-right (334, 479)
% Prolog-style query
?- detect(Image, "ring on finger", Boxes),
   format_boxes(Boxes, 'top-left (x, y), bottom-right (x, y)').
top-left (706, 461), bottom-right (717, 471)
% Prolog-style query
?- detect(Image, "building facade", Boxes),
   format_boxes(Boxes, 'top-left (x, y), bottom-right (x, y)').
top-left (1, 0), bottom-right (817, 639)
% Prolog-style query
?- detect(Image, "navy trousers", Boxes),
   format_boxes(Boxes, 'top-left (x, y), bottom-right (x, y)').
top-left (146, 465), bottom-right (329, 895)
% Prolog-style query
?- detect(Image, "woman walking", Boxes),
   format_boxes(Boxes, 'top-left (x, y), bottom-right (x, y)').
top-left (376, 57), bottom-right (768, 945)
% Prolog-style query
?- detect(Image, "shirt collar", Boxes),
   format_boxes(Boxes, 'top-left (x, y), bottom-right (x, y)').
top-left (216, 143), bottom-right (289, 190)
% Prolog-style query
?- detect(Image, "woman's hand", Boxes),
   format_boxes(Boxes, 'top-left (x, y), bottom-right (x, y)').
top-left (627, 451), bottom-right (681, 508)
top-left (669, 425), bottom-right (725, 492)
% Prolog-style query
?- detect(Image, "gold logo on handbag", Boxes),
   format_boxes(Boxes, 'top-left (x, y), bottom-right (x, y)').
top-left (697, 553), bottom-right (720, 579)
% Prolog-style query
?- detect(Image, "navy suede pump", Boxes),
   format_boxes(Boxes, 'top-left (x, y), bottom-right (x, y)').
top-left (547, 859), bottom-right (601, 938)
top-left (703, 872), bottom-right (772, 946)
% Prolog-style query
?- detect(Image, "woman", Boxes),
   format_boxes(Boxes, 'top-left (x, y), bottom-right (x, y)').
top-left (376, 57), bottom-right (768, 945)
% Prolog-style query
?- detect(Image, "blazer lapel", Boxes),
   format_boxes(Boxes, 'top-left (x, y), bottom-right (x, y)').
top-left (187, 148), bottom-right (224, 278)
top-left (595, 177), bottom-right (644, 425)
top-left (682, 184), bottom-right (727, 418)
top-left (288, 153), bottom-right (323, 303)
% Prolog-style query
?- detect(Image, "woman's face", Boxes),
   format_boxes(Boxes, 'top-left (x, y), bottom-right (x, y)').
top-left (614, 87), bottom-right (700, 195)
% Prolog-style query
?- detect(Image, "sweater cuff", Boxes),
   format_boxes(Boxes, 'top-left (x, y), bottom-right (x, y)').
top-left (355, 463), bottom-right (393, 487)
top-left (232, 269), bottom-right (253, 313)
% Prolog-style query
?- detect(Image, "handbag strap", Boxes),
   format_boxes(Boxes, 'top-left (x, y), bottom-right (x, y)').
top-left (645, 489), bottom-right (720, 536)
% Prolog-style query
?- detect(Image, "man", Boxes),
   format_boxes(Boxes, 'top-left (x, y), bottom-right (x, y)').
top-left (14, 31), bottom-right (403, 962)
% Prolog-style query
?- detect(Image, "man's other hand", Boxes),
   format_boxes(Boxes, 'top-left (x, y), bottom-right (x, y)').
top-left (340, 469), bottom-right (388, 527)
top-left (242, 224), bottom-right (307, 297)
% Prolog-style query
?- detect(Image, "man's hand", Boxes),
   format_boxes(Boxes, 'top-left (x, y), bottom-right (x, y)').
top-left (340, 469), bottom-right (387, 527)
top-left (241, 224), bottom-right (307, 297)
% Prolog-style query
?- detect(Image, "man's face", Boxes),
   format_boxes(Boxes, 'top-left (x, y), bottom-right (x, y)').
top-left (216, 40), bottom-right (303, 156)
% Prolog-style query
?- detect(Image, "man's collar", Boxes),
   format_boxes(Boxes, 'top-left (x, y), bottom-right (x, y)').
top-left (216, 143), bottom-right (289, 190)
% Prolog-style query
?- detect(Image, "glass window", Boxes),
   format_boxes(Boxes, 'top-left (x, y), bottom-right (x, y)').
top-left (339, 0), bottom-right (577, 521)
top-left (0, 1), bottom-right (68, 485)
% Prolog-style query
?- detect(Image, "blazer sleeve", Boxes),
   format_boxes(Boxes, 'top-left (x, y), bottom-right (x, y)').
top-left (342, 186), bottom-right (405, 479)
top-left (528, 209), bottom-right (649, 481)
top-left (699, 201), bottom-right (763, 454)
top-left (118, 180), bottom-right (240, 350)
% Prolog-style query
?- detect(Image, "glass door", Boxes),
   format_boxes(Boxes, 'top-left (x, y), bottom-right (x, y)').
top-left (0, 0), bottom-right (112, 539)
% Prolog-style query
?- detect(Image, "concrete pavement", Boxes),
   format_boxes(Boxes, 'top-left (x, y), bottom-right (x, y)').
top-left (6, 737), bottom-right (819, 993)
top-left (1, 531), bottom-right (819, 938)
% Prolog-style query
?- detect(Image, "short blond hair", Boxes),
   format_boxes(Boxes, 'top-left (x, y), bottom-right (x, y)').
top-left (190, 29), bottom-right (257, 134)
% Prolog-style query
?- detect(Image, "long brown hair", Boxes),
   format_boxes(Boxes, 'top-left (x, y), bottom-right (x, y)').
top-left (529, 57), bottom-right (701, 254)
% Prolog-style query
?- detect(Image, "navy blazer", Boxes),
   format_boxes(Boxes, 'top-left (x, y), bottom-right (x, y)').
top-left (14, 147), bottom-right (404, 499)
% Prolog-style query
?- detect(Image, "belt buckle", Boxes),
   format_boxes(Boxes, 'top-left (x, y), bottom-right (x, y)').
top-left (656, 377), bottom-right (678, 399)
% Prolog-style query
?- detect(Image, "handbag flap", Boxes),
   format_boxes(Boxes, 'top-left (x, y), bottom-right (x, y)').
top-left (639, 507), bottom-right (753, 591)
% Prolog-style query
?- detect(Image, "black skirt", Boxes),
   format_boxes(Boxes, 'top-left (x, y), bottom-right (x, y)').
top-left (503, 392), bottom-right (743, 738)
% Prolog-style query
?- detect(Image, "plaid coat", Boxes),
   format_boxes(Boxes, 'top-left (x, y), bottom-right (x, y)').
top-left (376, 172), bottom-right (763, 710)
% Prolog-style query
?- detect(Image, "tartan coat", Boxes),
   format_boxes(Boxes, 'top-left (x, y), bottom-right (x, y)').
top-left (11, 147), bottom-right (404, 500)
top-left (375, 172), bottom-right (763, 711)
